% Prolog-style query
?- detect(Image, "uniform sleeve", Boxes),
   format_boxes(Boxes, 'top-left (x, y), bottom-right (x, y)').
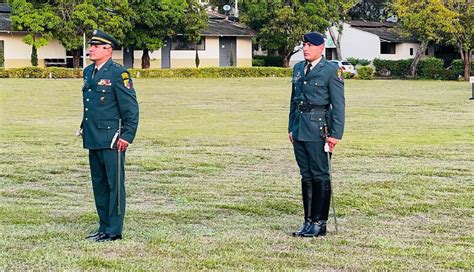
top-left (288, 68), bottom-right (297, 133)
top-left (328, 68), bottom-right (345, 139)
top-left (114, 70), bottom-right (139, 144)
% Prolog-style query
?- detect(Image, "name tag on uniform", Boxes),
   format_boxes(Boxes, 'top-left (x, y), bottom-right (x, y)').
top-left (98, 79), bottom-right (112, 86)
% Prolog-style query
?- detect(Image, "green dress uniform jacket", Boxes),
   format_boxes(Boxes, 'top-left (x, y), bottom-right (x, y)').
top-left (82, 59), bottom-right (139, 149)
top-left (288, 58), bottom-right (345, 141)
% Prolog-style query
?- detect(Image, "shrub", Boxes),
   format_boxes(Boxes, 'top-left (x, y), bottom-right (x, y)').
top-left (418, 57), bottom-right (444, 79)
top-left (356, 66), bottom-right (374, 80)
top-left (450, 59), bottom-right (474, 77)
top-left (252, 55), bottom-right (284, 67)
top-left (373, 58), bottom-right (412, 77)
top-left (347, 57), bottom-right (370, 66)
top-left (129, 67), bottom-right (292, 78)
top-left (0, 68), bottom-right (8, 78)
top-left (343, 71), bottom-right (353, 79)
top-left (252, 58), bottom-right (265, 67)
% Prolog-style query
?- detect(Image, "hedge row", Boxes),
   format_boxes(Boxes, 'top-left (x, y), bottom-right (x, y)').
top-left (129, 67), bottom-right (291, 78)
top-left (0, 67), bottom-right (83, 78)
top-left (0, 66), bottom-right (292, 78)
top-left (373, 57), bottom-right (472, 80)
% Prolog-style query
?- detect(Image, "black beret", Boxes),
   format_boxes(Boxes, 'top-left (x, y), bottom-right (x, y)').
top-left (88, 29), bottom-right (118, 49)
top-left (303, 32), bottom-right (325, 46)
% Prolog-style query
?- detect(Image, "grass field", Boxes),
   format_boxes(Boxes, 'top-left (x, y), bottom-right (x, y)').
top-left (0, 78), bottom-right (473, 270)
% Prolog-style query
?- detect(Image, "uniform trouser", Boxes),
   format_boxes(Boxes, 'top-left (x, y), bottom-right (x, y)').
top-left (88, 149), bottom-right (126, 235)
top-left (293, 139), bottom-right (331, 221)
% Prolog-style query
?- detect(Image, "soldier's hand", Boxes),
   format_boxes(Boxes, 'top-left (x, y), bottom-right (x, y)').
top-left (117, 138), bottom-right (129, 152)
top-left (75, 128), bottom-right (83, 138)
top-left (289, 132), bottom-right (294, 144)
top-left (326, 137), bottom-right (340, 152)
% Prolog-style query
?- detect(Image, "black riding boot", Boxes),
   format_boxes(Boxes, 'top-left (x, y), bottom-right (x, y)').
top-left (302, 179), bottom-right (330, 237)
top-left (292, 178), bottom-right (313, 237)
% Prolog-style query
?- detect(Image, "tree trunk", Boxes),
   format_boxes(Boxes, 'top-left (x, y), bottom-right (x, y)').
top-left (329, 26), bottom-right (342, 60)
top-left (31, 45), bottom-right (38, 67)
top-left (195, 46), bottom-right (200, 68)
top-left (141, 48), bottom-right (150, 69)
top-left (72, 49), bottom-right (82, 68)
top-left (463, 49), bottom-right (472, 81)
top-left (408, 40), bottom-right (428, 77)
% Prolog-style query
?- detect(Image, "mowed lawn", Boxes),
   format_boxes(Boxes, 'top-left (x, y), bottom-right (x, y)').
top-left (0, 78), bottom-right (472, 270)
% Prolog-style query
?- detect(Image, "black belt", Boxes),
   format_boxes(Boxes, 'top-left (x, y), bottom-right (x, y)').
top-left (297, 102), bottom-right (328, 112)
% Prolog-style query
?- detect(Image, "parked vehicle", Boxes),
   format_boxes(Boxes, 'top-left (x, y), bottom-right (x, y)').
top-left (329, 60), bottom-right (356, 77)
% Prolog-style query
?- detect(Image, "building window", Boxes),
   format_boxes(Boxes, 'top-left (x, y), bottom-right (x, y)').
top-left (171, 37), bottom-right (205, 51)
top-left (410, 48), bottom-right (414, 56)
top-left (380, 42), bottom-right (396, 54)
top-left (0, 40), bottom-right (4, 67)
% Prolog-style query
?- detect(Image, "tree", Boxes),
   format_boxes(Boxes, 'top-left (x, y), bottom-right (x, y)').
top-left (348, 0), bottom-right (394, 21)
top-left (327, 0), bottom-right (357, 60)
top-left (240, 0), bottom-right (333, 67)
top-left (128, 0), bottom-right (185, 69)
top-left (50, 1), bottom-right (99, 68)
top-left (9, 0), bottom-right (60, 66)
top-left (445, 0), bottom-right (473, 80)
top-left (393, 0), bottom-right (458, 77)
top-left (178, 0), bottom-right (208, 68)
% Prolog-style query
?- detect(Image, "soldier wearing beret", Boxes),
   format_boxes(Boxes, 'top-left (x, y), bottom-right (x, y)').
top-left (79, 29), bottom-right (139, 242)
top-left (288, 32), bottom-right (345, 237)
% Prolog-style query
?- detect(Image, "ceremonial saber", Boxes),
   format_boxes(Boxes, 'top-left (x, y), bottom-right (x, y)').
top-left (324, 127), bottom-right (338, 233)
top-left (112, 119), bottom-right (122, 215)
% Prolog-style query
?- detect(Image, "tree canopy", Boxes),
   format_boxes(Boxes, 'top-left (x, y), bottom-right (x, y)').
top-left (239, 0), bottom-right (333, 67)
top-left (9, 0), bottom-right (61, 66)
top-left (393, 0), bottom-right (458, 76)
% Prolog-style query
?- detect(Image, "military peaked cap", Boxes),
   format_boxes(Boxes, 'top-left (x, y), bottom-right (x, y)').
top-left (88, 29), bottom-right (118, 49)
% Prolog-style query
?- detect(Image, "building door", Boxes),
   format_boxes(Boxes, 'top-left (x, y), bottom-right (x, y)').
top-left (161, 38), bottom-right (171, 69)
top-left (219, 37), bottom-right (236, 67)
top-left (123, 46), bottom-right (134, 69)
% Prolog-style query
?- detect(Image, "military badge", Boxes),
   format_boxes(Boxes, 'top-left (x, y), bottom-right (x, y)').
top-left (294, 71), bottom-right (302, 82)
top-left (337, 68), bottom-right (344, 81)
top-left (121, 72), bottom-right (133, 89)
top-left (98, 79), bottom-right (112, 86)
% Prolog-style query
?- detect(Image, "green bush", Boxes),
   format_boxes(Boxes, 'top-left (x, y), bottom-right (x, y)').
top-left (347, 57), bottom-right (370, 66)
top-left (343, 71), bottom-right (353, 79)
top-left (451, 59), bottom-right (474, 77)
top-left (356, 66), bottom-right (374, 80)
top-left (0, 66), bottom-right (292, 78)
top-left (418, 57), bottom-right (444, 79)
top-left (4, 67), bottom-right (83, 78)
top-left (252, 58), bottom-right (265, 67)
top-left (45, 67), bottom-right (83, 78)
top-left (252, 55), bottom-right (284, 67)
top-left (130, 67), bottom-right (291, 78)
top-left (373, 58), bottom-right (412, 77)
top-left (0, 68), bottom-right (8, 78)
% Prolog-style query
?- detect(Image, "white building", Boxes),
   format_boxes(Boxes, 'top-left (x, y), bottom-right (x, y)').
top-left (290, 21), bottom-right (435, 66)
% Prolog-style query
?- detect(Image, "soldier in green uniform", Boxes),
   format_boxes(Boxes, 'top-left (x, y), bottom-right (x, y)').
top-left (288, 32), bottom-right (345, 237)
top-left (79, 30), bottom-right (139, 242)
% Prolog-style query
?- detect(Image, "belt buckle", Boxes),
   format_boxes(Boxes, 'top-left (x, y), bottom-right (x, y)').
top-left (297, 101), bottom-right (304, 112)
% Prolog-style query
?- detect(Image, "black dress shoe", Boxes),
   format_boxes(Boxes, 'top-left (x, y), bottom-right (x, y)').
top-left (292, 221), bottom-right (311, 237)
top-left (85, 231), bottom-right (103, 240)
top-left (95, 233), bottom-right (122, 242)
top-left (301, 221), bottom-right (327, 237)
